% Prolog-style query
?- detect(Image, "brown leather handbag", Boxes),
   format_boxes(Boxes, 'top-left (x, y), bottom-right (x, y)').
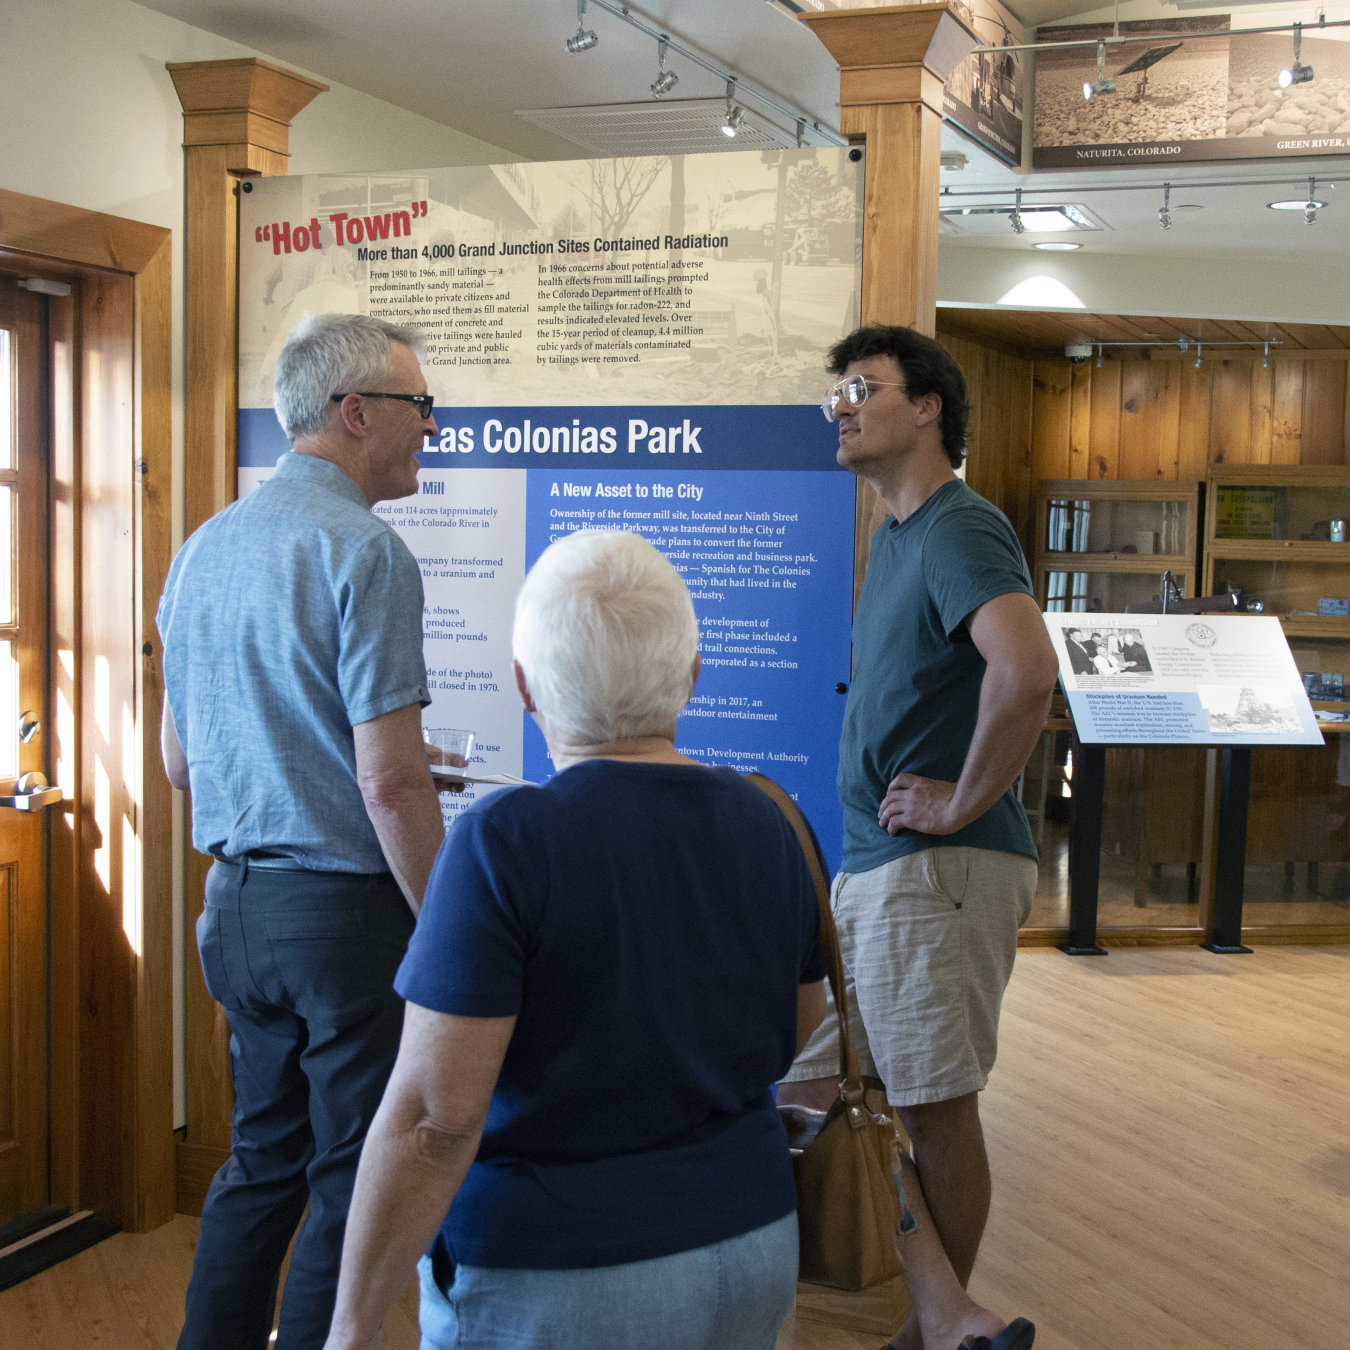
top-left (750, 773), bottom-right (905, 1292)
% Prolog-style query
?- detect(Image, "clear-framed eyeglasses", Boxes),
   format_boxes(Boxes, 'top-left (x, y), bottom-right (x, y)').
top-left (820, 376), bottom-right (908, 422)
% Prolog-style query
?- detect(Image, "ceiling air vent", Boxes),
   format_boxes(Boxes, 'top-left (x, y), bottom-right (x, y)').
top-left (515, 99), bottom-right (804, 156)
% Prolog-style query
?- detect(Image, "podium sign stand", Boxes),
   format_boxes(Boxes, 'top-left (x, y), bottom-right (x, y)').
top-left (1044, 613), bottom-right (1323, 954)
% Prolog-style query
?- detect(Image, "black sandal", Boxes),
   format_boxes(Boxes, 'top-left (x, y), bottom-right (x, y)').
top-left (961, 1318), bottom-right (1036, 1350)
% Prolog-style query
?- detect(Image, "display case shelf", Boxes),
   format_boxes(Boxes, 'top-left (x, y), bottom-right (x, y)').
top-left (1204, 465), bottom-right (1350, 630)
top-left (1033, 479), bottom-right (1200, 613)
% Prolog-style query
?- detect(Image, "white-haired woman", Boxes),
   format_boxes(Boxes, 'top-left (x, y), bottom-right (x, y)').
top-left (322, 531), bottom-right (827, 1350)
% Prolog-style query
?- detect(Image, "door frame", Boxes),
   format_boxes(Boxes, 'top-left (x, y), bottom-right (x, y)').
top-left (0, 189), bottom-right (174, 1231)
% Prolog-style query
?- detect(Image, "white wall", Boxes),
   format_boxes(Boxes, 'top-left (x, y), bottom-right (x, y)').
top-left (1, 0), bottom-right (516, 1132)
top-left (937, 245), bottom-right (1350, 325)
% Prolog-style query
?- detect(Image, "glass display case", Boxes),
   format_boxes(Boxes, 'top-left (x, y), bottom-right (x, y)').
top-left (1204, 466), bottom-right (1350, 640)
top-left (1033, 480), bottom-right (1200, 613)
top-left (1037, 567), bottom-right (1191, 615)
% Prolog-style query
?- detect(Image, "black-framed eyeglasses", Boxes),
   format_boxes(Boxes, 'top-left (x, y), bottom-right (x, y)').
top-left (331, 391), bottom-right (435, 418)
top-left (820, 376), bottom-right (907, 422)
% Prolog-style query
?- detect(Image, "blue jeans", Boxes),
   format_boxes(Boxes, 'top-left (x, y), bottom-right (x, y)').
top-left (178, 859), bottom-right (414, 1350)
top-left (416, 1212), bottom-right (798, 1350)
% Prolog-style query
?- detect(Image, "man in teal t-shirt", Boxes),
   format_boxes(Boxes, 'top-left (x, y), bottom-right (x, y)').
top-left (779, 326), bottom-right (1058, 1350)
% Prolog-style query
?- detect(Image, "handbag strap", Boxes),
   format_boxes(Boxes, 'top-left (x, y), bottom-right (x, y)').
top-left (748, 774), bottom-right (868, 1123)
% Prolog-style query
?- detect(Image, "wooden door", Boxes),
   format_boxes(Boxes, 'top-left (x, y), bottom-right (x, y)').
top-left (0, 280), bottom-right (52, 1223)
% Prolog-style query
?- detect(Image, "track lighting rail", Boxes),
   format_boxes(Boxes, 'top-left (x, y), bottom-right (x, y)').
top-left (586, 0), bottom-right (847, 146)
top-left (937, 175), bottom-right (1348, 200)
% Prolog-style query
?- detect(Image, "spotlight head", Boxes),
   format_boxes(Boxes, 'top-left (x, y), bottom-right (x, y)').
top-left (651, 35), bottom-right (677, 98)
top-left (1083, 78), bottom-right (1116, 100)
top-left (1279, 61), bottom-right (1313, 87)
top-left (1158, 208), bottom-right (1171, 231)
top-left (721, 106), bottom-right (745, 137)
top-left (565, 28), bottom-right (598, 52)
top-left (1010, 211), bottom-right (1025, 235)
top-left (1305, 203), bottom-right (1317, 225)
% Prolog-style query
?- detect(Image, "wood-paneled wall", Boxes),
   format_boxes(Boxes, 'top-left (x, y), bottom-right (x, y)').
top-left (1031, 355), bottom-right (1350, 483)
top-left (936, 323), bottom-right (1350, 551)
top-left (937, 328), bottom-right (1036, 553)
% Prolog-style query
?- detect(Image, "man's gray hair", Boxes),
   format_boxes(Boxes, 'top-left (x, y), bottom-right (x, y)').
top-left (513, 531), bottom-right (699, 743)
top-left (273, 313), bottom-right (423, 441)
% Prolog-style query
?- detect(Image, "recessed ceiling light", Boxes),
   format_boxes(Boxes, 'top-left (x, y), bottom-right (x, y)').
top-left (1034, 241), bottom-right (1082, 250)
top-left (1270, 198), bottom-right (1326, 210)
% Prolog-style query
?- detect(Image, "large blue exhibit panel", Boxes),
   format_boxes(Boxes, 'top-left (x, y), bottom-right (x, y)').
top-left (239, 404), bottom-right (855, 867)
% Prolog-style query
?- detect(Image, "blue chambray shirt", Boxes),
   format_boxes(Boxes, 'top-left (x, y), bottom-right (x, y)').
top-left (157, 453), bottom-right (430, 872)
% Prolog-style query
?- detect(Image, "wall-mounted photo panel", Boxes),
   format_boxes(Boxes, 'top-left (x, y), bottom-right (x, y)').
top-left (1034, 16), bottom-right (1231, 168)
top-left (1045, 613), bottom-right (1324, 745)
top-left (238, 149), bottom-right (863, 866)
top-left (1035, 15), bottom-right (1350, 167)
top-left (941, 0), bottom-right (1026, 165)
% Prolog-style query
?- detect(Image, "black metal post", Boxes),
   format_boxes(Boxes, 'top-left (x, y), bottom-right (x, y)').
top-left (1061, 738), bottom-right (1108, 956)
top-left (1204, 746), bottom-right (1254, 953)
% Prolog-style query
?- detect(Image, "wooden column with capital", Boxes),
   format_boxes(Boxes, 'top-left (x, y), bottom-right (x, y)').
top-left (167, 58), bottom-right (327, 533)
top-left (166, 57), bottom-right (325, 1213)
top-left (801, 4), bottom-right (980, 599)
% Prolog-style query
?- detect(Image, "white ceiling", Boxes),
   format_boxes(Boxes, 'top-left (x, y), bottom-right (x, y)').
top-left (135, 0), bottom-right (1350, 264)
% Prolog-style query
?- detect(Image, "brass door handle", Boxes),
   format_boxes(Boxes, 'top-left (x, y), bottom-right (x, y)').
top-left (0, 772), bottom-right (64, 811)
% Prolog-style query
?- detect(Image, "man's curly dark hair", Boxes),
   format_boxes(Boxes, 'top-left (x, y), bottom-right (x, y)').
top-left (827, 325), bottom-right (969, 469)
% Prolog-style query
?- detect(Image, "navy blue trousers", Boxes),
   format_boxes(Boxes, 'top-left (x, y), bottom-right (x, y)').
top-left (177, 859), bottom-right (415, 1350)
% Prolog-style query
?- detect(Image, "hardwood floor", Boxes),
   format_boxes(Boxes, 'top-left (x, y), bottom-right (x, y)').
top-left (4, 946), bottom-right (1347, 1350)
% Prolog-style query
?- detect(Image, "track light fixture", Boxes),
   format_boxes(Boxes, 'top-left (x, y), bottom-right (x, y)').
top-left (1010, 189), bottom-right (1025, 235)
top-left (1195, 343), bottom-right (1203, 370)
top-left (650, 36), bottom-right (678, 97)
top-left (1158, 182), bottom-right (1171, 231)
top-left (1306, 178), bottom-right (1319, 224)
top-left (1096, 345), bottom-right (1104, 368)
top-left (565, 0), bottom-right (598, 53)
top-left (1264, 343), bottom-right (1271, 369)
top-left (1280, 23), bottom-right (1313, 87)
top-left (1084, 42), bottom-right (1116, 100)
top-left (721, 80), bottom-right (744, 136)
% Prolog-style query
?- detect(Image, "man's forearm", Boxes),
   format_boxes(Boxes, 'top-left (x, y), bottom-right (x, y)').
top-left (363, 778), bottom-right (445, 914)
top-left (324, 1096), bottom-right (481, 1350)
top-left (948, 660), bottom-right (1053, 829)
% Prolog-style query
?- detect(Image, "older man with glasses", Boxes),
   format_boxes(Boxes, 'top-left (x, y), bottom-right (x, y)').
top-left (158, 313), bottom-right (453, 1350)
top-left (781, 325), bottom-right (1058, 1350)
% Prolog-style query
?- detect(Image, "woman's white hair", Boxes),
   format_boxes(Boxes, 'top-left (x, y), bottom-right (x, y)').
top-left (273, 313), bottom-right (422, 441)
top-left (513, 531), bottom-right (699, 743)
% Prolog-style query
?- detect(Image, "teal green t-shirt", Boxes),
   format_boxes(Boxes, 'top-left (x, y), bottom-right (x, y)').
top-left (838, 479), bottom-right (1038, 874)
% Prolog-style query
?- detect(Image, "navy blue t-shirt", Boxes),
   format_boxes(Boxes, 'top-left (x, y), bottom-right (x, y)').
top-left (395, 760), bottom-right (826, 1270)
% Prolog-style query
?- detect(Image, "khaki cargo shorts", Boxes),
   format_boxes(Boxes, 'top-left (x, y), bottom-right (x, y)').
top-left (781, 846), bottom-right (1035, 1107)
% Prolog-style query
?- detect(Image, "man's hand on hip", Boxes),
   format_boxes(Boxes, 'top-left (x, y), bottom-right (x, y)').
top-left (879, 772), bottom-right (963, 836)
